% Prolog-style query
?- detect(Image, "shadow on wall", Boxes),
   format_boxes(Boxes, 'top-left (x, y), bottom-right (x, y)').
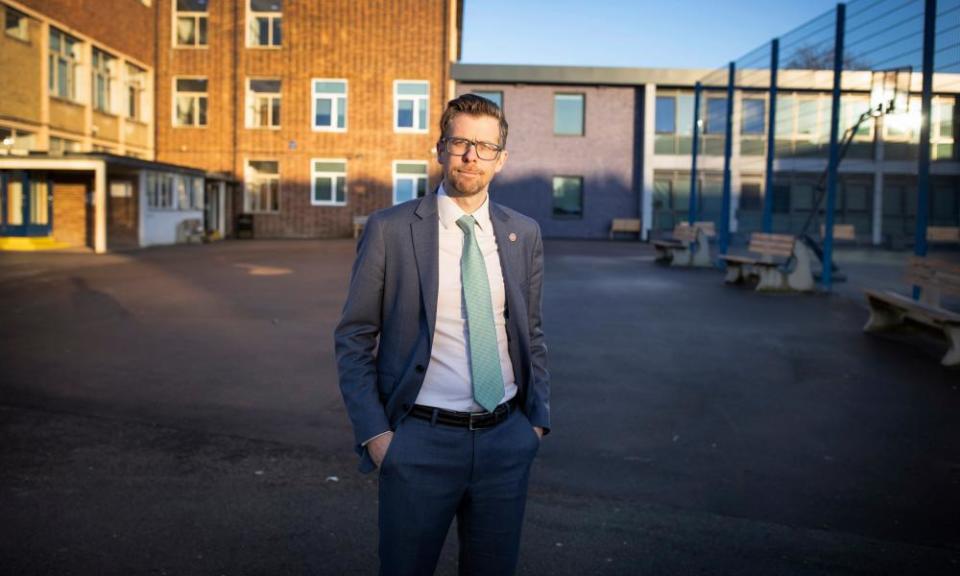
top-left (488, 172), bottom-right (639, 240)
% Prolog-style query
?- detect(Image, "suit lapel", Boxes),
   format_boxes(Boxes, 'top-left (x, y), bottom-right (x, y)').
top-left (490, 202), bottom-right (522, 309)
top-left (412, 192), bottom-right (439, 344)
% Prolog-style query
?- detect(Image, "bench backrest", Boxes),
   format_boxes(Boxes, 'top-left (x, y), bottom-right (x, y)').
top-left (748, 232), bottom-right (795, 259)
top-left (906, 257), bottom-right (960, 304)
top-left (927, 226), bottom-right (960, 243)
top-left (611, 218), bottom-right (641, 233)
top-left (820, 223), bottom-right (856, 241)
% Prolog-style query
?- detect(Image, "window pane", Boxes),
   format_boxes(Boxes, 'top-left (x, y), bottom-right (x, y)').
top-left (554, 94), bottom-right (584, 135)
top-left (677, 95), bottom-right (694, 135)
top-left (177, 78), bottom-right (207, 92)
top-left (655, 97), bottom-right (676, 134)
top-left (418, 105), bottom-right (427, 130)
top-left (337, 97), bottom-right (346, 128)
top-left (797, 100), bottom-right (818, 134)
top-left (251, 0), bottom-right (282, 10)
top-left (552, 177), bottom-right (583, 217)
top-left (272, 17), bottom-right (281, 45)
top-left (776, 96), bottom-right (795, 137)
top-left (335, 178), bottom-right (345, 203)
top-left (314, 177), bottom-right (332, 202)
top-left (251, 79), bottom-right (280, 93)
top-left (314, 81), bottom-right (346, 94)
top-left (315, 98), bottom-right (332, 126)
top-left (417, 178), bottom-right (427, 197)
top-left (397, 82), bottom-right (429, 96)
top-left (176, 17), bottom-right (196, 44)
top-left (177, 0), bottom-right (208, 10)
top-left (396, 179), bottom-right (414, 203)
top-left (271, 97), bottom-right (280, 125)
top-left (7, 180), bottom-right (23, 225)
top-left (706, 98), bottom-right (727, 134)
top-left (397, 99), bottom-right (414, 128)
top-left (396, 163), bottom-right (427, 175)
top-left (176, 96), bottom-right (194, 125)
top-left (199, 17), bottom-right (207, 45)
top-left (249, 160), bottom-right (278, 174)
top-left (198, 97), bottom-right (207, 125)
top-left (741, 99), bottom-right (765, 134)
top-left (256, 17), bottom-right (269, 44)
top-left (314, 161), bottom-right (346, 172)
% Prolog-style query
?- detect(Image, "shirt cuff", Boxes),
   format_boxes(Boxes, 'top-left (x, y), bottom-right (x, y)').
top-left (361, 430), bottom-right (392, 447)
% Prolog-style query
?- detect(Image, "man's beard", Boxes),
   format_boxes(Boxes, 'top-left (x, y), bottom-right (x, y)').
top-left (447, 169), bottom-right (488, 197)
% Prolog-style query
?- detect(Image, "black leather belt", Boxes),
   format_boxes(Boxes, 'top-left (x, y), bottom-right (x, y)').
top-left (409, 397), bottom-right (517, 430)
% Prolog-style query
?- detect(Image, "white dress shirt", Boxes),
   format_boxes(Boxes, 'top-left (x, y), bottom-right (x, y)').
top-left (415, 184), bottom-right (517, 412)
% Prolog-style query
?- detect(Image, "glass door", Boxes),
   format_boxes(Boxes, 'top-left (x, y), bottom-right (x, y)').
top-left (0, 172), bottom-right (52, 237)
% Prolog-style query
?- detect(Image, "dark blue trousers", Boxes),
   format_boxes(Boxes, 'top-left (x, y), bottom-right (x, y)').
top-left (378, 406), bottom-right (540, 576)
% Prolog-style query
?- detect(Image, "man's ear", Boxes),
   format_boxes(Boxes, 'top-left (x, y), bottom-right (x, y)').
top-left (493, 149), bottom-right (508, 174)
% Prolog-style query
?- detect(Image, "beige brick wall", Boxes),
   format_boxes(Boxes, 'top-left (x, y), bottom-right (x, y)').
top-left (0, 10), bottom-right (42, 125)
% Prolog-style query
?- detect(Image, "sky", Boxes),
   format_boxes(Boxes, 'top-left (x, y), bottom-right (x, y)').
top-left (461, 0), bottom-right (842, 70)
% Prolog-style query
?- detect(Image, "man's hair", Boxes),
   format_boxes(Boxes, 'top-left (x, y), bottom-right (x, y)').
top-left (439, 94), bottom-right (509, 148)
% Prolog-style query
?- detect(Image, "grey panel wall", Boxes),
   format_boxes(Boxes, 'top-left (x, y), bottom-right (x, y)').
top-left (457, 83), bottom-right (640, 238)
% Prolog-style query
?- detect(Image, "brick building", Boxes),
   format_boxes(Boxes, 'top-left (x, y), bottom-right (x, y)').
top-left (0, 0), bottom-right (462, 251)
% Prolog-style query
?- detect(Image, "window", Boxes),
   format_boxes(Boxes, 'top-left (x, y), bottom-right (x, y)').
top-left (741, 98), bottom-right (765, 135)
top-left (552, 176), bottom-right (583, 218)
top-left (312, 79), bottom-right (347, 131)
top-left (174, 77), bottom-right (208, 127)
top-left (92, 48), bottom-right (116, 113)
top-left (0, 126), bottom-right (37, 154)
top-left (48, 135), bottom-right (80, 155)
top-left (126, 64), bottom-right (146, 120)
top-left (554, 94), bottom-right (584, 135)
top-left (174, 0), bottom-right (208, 47)
top-left (176, 175), bottom-right (204, 210)
top-left (471, 91), bottom-right (503, 109)
top-left (655, 96), bottom-right (676, 133)
top-left (245, 160), bottom-right (279, 212)
top-left (246, 79), bottom-right (281, 128)
top-left (5, 6), bottom-right (29, 41)
top-left (393, 161), bottom-right (428, 204)
top-left (394, 81), bottom-right (429, 132)
top-left (146, 172), bottom-right (175, 209)
top-left (705, 98), bottom-right (727, 134)
top-left (49, 28), bottom-right (80, 101)
top-left (932, 98), bottom-right (955, 161)
top-left (739, 182), bottom-right (763, 211)
top-left (311, 160), bottom-right (347, 206)
top-left (248, 0), bottom-right (282, 47)
top-left (797, 99), bottom-right (819, 136)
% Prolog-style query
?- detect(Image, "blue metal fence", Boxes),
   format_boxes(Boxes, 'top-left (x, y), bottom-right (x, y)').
top-left (686, 0), bottom-right (960, 292)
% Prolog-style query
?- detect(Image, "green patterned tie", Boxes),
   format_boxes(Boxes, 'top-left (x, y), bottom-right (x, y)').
top-left (456, 215), bottom-right (505, 412)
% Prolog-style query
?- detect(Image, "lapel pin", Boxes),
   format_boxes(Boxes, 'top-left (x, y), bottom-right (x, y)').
top-left (508, 233), bottom-right (518, 242)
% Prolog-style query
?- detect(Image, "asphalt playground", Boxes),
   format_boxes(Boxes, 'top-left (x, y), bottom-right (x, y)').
top-left (1, 238), bottom-right (958, 575)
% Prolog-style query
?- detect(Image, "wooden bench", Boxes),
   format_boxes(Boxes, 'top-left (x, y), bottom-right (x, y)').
top-left (652, 221), bottom-right (715, 268)
top-left (719, 232), bottom-right (815, 292)
top-left (821, 223), bottom-right (856, 242)
top-left (927, 226), bottom-right (960, 243)
top-left (609, 218), bottom-right (641, 239)
top-left (863, 256), bottom-right (960, 367)
top-left (353, 215), bottom-right (369, 239)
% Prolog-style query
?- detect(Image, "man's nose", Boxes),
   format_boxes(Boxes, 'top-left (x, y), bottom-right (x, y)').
top-left (462, 143), bottom-right (479, 162)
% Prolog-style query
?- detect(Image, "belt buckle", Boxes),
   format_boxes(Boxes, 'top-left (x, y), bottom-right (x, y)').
top-left (468, 412), bottom-right (488, 431)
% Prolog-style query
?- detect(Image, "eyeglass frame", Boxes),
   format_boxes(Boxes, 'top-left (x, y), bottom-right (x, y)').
top-left (439, 136), bottom-right (504, 161)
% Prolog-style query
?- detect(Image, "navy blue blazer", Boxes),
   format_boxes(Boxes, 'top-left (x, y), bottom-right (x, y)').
top-left (334, 191), bottom-right (551, 473)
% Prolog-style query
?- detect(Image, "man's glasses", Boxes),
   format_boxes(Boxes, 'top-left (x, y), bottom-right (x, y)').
top-left (440, 137), bottom-right (503, 161)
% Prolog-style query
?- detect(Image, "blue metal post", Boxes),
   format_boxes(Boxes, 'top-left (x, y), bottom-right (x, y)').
top-left (762, 39), bottom-right (779, 233)
top-left (822, 3), bottom-right (846, 291)
top-left (689, 82), bottom-right (702, 224)
top-left (719, 62), bottom-right (735, 257)
top-left (913, 0), bottom-right (937, 299)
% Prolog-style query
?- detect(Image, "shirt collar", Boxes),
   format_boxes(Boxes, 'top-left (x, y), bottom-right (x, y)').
top-left (437, 182), bottom-right (492, 232)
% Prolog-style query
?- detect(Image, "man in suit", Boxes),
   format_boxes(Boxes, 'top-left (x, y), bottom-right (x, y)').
top-left (334, 93), bottom-right (550, 576)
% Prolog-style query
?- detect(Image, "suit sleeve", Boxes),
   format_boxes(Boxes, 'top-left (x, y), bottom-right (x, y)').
top-left (525, 224), bottom-right (551, 434)
top-left (334, 214), bottom-right (391, 456)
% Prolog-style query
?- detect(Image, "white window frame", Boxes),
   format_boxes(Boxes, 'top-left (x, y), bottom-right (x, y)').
top-left (146, 172), bottom-right (175, 210)
top-left (311, 79), bottom-right (347, 132)
top-left (245, 159), bottom-right (280, 213)
top-left (245, 78), bottom-right (282, 129)
top-left (310, 158), bottom-right (348, 207)
top-left (92, 48), bottom-right (116, 113)
top-left (247, 0), bottom-right (282, 48)
top-left (125, 63), bottom-right (146, 121)
top-left (173, 0), bottom-right (209, 48)
top-left (49, 27), bottom-right (80, 101)
top-left (392, 160), bottom-right (429, 205)
top-left (173, 76), bottom-right (208, 127)
top-left (394, 80), bottom-right (429, 133)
